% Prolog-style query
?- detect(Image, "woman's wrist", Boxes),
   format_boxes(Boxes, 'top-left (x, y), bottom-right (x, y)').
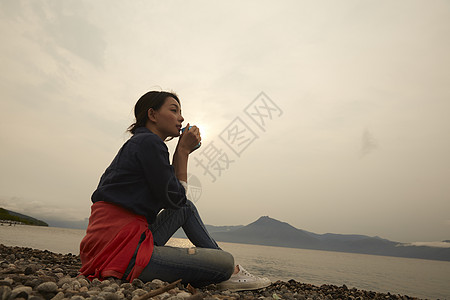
top-left (174, 146), bottom-right (190, 157)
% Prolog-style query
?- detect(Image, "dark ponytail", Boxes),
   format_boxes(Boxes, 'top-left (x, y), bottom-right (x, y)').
top-left (128, 91), bottom-right (180, 134)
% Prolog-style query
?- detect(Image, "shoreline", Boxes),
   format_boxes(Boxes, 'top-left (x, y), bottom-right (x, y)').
top-left (0, 244), bottom-right (424, 300)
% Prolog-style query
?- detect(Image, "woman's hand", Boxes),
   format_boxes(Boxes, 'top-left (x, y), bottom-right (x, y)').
top-left (177, 123), bottom-right (202, 154)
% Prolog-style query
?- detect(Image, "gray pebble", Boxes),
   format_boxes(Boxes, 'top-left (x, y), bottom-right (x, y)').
top-left (98, 291), bottom-right (120, 300)
top-left (120, 283), bottom-right (132, 290)
top-left (37, 281), bottom-right (58, 293)
top-left (2, 278), bottom-right (13, 286)
top-left (0, 286), bottom-right (12, 300)
top-left (87, 290), bottom-right (100, 296)
top-left (78, 278), bottom-right (89, 287)
top-left (50, 291), bottom-right (65, 300)
top-left (131, 278), bottom-right (144, 288)
top-left (91, 278), bottom-right (102, 286)
top-left (0, 281), bottom-right (11, 288)
top-left (57, 277), bottom-right (73, 287)
top-left (102, 286), bottom-right (116, 293)
top-left (10, 286), bottom-right (32, 299)
top-left (176, 291), bottom-right (192, 298)
top-left (131, 288), bottom-right (147, 297)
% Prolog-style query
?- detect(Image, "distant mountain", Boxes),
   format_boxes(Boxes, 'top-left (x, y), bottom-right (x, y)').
top-left (195, 216), bottom-right (450, 262)
top-left (0, 208), bottom-right (48, 226)
top-left (212, 216), bottom-right (320, 249)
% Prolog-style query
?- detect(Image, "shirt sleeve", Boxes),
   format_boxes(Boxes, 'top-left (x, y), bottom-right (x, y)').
top-left (134, 134), bottom-right (187, 209)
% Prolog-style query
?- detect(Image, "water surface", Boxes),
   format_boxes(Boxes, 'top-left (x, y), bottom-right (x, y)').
top-left (1, 225), bottom-right (449, 299)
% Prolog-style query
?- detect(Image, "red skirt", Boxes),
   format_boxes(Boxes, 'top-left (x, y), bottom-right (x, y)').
top-left (79, 201), bottom-right (154, 281)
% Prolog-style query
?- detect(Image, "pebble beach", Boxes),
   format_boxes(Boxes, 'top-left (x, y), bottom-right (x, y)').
top-left (0, 244), bottom-right (425, 300)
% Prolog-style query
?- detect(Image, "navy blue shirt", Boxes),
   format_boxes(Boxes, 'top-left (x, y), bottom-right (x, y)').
top-left (91, 127), bottom-right (187, 224)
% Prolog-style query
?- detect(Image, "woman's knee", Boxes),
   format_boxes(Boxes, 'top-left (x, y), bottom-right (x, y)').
top-left (184, 199), bottom-right (195, 210)
top-left (218, 250), bottom-right (235, 281)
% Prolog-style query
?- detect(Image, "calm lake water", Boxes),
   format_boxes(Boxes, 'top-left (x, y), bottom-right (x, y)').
top-left (1, 225), bottom-right (449, 299)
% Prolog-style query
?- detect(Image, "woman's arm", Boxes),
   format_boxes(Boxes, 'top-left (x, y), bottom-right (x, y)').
top-left (172, 147), bottom-right (189, 182)
top-left (172, 125), bottom-right (201, 182)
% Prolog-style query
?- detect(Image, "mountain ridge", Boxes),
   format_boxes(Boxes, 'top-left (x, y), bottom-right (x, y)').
top-left (0, 208), bottom-right (48, 226)
top-left (174, 215), bottom-right (450, 262)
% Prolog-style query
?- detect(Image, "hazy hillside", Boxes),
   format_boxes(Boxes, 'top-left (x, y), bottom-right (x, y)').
top-left (0, 208), bottom-right (48, 226)
top-left (206, 216), bottom-right (450, 262)
top-left (212, 216), bottom-right (321, 249)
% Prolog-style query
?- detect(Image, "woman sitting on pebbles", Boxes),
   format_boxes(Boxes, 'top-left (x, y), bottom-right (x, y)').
top-left (79, 91), bottom-right (270, 291)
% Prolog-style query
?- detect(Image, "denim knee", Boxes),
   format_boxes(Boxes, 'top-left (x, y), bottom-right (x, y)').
top-left (184, 199), bottom-right (195, 211)
top-left (215, 250), bottom-right (235, 282)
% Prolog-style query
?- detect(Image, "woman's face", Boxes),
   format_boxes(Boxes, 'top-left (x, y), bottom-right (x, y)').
top-left (152, 97), bottom-right (184, 139)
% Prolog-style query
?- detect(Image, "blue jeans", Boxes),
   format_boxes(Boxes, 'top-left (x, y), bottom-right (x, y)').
top-left (126, 200), bottom-right (234, 286)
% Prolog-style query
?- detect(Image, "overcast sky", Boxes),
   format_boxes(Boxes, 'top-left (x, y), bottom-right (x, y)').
top-left (1, 0), bottom-right (449, 244)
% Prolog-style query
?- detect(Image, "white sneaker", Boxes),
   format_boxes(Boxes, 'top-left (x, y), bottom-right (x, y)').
top-left (218, 265), bottom-right (271, 292)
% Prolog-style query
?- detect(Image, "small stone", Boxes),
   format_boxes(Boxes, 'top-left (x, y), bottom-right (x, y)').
top-left (98, 291), bottom-right (120, 300)
top-left (78, 278), bottom-right (89, 287)
top-left (176, 291), bottom-right (192, 298)
top-left (131, 278), bottom-right (144, 288)
top-left (0, 281), bottom-right (12, 288)
top-left (69, 296), bottom-right (85, 300)
top-left (50, 292), bottom-right (65, 300)
top-left (87, 290), bottom-right (100, 296)
top-left (120, 283), bottom-right (132, 289)
top-left (91, 278), bottom-right (101, 286)
top-left (2, 278), bottom-right (13, 285)
top-left (143, 281), bottom-right (159, 290)
top-left (10, 286), bottom-right (32, 299)
top-left (37, 282), bottom-right (58, 293)
top-left (24, 267), bottom-right (34, 275)
top-left (0, 286), bottom-right (12, 300)
top-left (71, 281), bottom-right (81, 291)
top-left (158, 292), bottom-right (170, 299)
top-left (57, 277), bottom-right (73, 287)
top-left (102, 287), bottom-right (116, 293)
top-left (166, 296), bottom-right (185, 300)
top-left (131, 288), bottom-right (147, 298)
top-left (151, 279), bottom-right (165, 286)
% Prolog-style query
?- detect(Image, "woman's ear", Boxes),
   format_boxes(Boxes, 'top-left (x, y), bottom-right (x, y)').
top-left (148, 108), bottom-right (157, 123)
